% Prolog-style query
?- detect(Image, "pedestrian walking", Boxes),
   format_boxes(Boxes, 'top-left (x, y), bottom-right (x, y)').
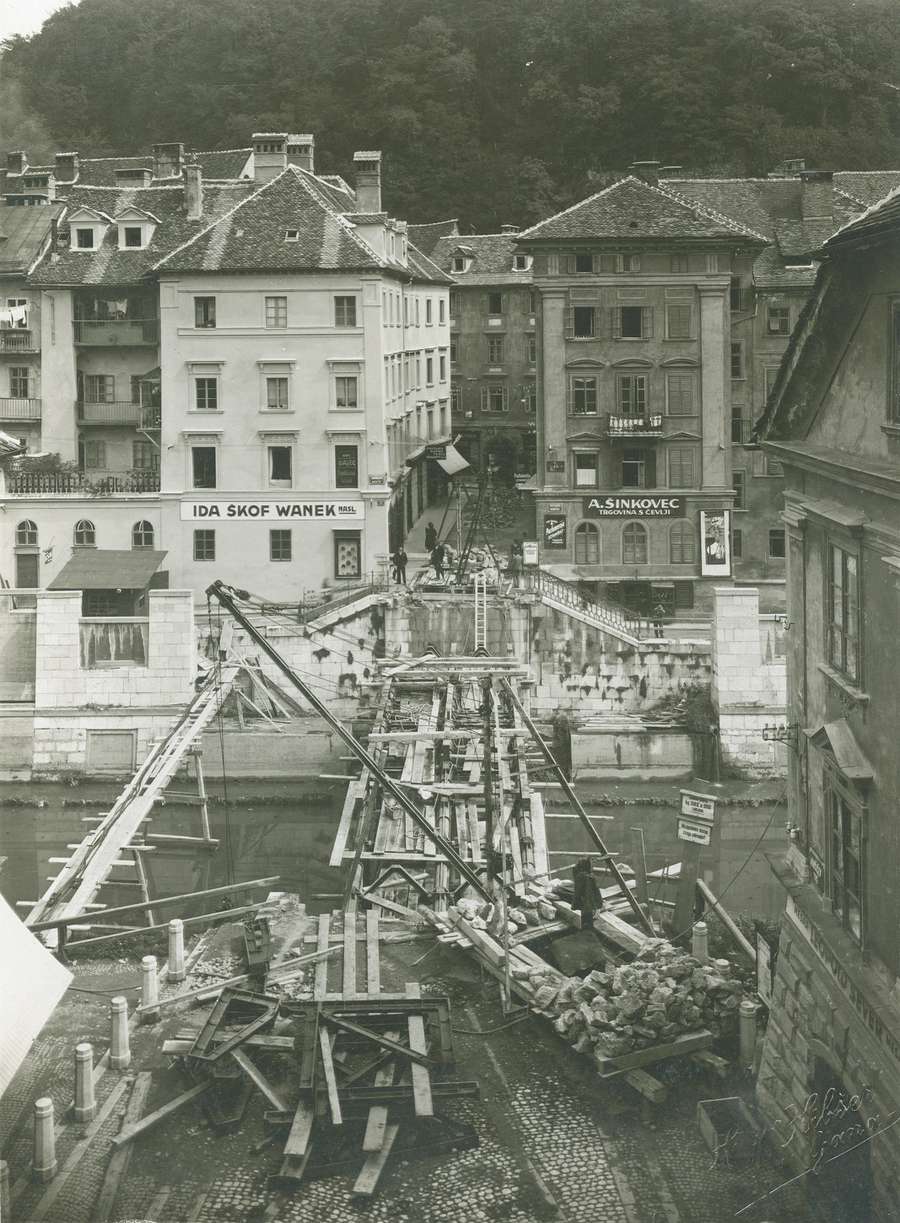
top-left (424, 521), bottom-right (438, 552)
top-left (652, 600), bottom-right (667, 638)
top-left (430, 542), bottom-right (445, 580)
top-left (572, 857), bottom-right (604, 932)
top-left (508, 551), bottom-right (522, 589)
top-left (395, 547), bottom-right (408, 584)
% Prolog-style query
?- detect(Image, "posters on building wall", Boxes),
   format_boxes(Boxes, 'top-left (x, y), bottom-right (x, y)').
top-left (700, 510), bottom-right (731, 576)
top-left (543, 515), bottom-right (567, 549)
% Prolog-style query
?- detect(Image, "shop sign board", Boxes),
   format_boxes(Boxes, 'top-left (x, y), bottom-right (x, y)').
top-left (522, 541), bottom-right (539, 565)
top-left (546, 460), bottom-right (566, 473)
top-left (583, 494), bottom-right (686, 518)
top-left (425, 444), bottom-right (447, 459)
top-left (680, 790), bottom-right (717, 822)
top-left (543, 516), bottom-right (567, 549)
top-left (677, 817), bottom-right (712, 845)
top-left (180, 501), bottom-right (364, 522)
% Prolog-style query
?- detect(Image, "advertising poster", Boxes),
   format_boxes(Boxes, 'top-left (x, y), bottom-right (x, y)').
top-left (700, 510), bottom-right (731, 576)
top-left (543, 516), bottom-right (567, 550)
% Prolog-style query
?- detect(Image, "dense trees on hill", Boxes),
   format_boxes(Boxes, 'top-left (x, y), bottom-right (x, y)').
top-left (3, 0), bottom-right (900, 228)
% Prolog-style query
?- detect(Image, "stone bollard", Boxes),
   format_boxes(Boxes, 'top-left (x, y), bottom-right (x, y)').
top-left (167, 918), bottom-right (185, 983)
top-left (110, 996), bottom-right (131, 1069)
top-left (31, 1098), bottom-right (57, 1184)
top-left (73, 1042), bottom-right (96, 1123)
top-left (739, 998), bottom-right (758, 1068)
top-left (691, 921), bottom-right (709, 963)
top-left (141, 955), bottom-right (160, 1024)
top-left (1, 1158), bottom-right (11, 1221)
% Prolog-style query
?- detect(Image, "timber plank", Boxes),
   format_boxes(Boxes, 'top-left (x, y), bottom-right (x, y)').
top-left (365, 909), bottom-right (381, 994)
top-left (405, 982), bottom-right (433, 1118)
top-left (314, 914), bottom-right (330, 999)
top-left (361, 1029), bottom-right (399, 1153)
top-left (110, 1082), bottom-right (211, 1148)
top-left (595, 1030), bottom-right (714, 1077)
top-left (353, 1122), bottom-right (401, 1196)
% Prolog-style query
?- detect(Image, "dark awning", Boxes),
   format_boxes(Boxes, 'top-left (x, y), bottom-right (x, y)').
top-left (805, 719), bottom-right (874, 782)
top-left (49, 549), bottom-right (167, 591)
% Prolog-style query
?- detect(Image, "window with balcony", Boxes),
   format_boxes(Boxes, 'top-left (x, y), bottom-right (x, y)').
top-left (668, 447), bottom-right (695, 487)
top-left (667, 373), bottom-right (694, 415)
top-left (193, 529), bottom-right (215, 561)
top-left (488, 336), bottom-right (504, 364)
top-left (132, 441), bottom-right (158, 471)
top-left (621, 447), bottom-right (654, 488)
top-left (828, 544), bottom-right (859, 681)
top-left (81, 374), bottom-right (115, 403)
top-left (617, 373), bottom-right (647, 416)
top-left (335, 444), bottom-right (359, 488)
top-left (622, 521), bottom-right (648, 564)
top-left (268, 445), bottom-right (293, 488)
top-left (266, 376), bottom-right (289, 411)
top-left (335, 296), bottom-right (357, 327)
top-left (9, 367), bottom-right (30, 398)
top-left (194, 297), bottom-right (216, 328)
top-left (270, 529), bottom-right (292, 561)
top-left (194, 377), bottom-right (218, 411)
top-left (265, 296), bottom-right (288, 328)
top-left (571, 376), bottom-right (598, 416)
top-left (132, 520), bottom-right (154, 548)
top-left (573, 451), bottom-right (599, 488)
top-left (669, 520), bottom-right (696, 564)
top-left (733, 470), bottom-right (746, 509)
top-left (16, 519), bottom-right (38, 546)
top-left (487, 292), bottom-right (504, 315)
top-left (574, 521), bottom-right (600, 564)
top-left (767, 305), bottom-right (790, 335)
top-left (614, 306), bottom-right (652, 339)
top-left (74, 519), bottom-right (96, 546)
top-left (80, 440), bottom-right (106, 469)
top-left (665, 303), bottom-right (693, 339)
top-left (192, 446), bottom-right (217, 489)
top-left (573, 306), bottom-right (595, 339)
top-left (4, 297), bottom-right (28, 328)
top-left (335, 375), bottom-right (358, 410)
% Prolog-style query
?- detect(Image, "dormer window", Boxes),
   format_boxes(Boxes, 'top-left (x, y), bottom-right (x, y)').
top-left (76, 228), bottom-right (95, 249)
top-left (514, 254), bottom-right (532, 271)
top-left (452, 256), bottom-right (466, 272)
top-left (285, 229), bottom-right (300, 242)
top-left (68, 206), bottom-right (113, 252)
top-left (123, 227), bottom-right (142, 248)
top-left (115, 207), bottom-right (158, 251)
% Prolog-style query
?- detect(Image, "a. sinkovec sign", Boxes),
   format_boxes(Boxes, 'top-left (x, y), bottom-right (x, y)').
top-left (583, 495), bottom-right (686, 518)
top-left (180, 501), bottom-right (365, 522)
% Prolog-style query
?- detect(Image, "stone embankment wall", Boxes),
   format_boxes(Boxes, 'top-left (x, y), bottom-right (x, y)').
top-left (0, 603), bottom-right (36, 700)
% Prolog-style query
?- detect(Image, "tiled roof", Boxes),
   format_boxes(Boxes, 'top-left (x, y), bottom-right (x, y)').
top-left (825, 183), bottom-right (900, 248)
top-left (155, 168), bottom-right (385, 274)
top-left (431, 232), bottom-right (532, 283)
top-left (833, 171), bottom-right (900, 208)
top-left (20, 148), bottom-right (253, 187)
top-left (408, 218), bottom-right (460, 257)
top-left (30, 182), bottom-right (257, 285)
top-left (0, 203), bottom-right (64, 275)
top-left (752, 244), bottom-right (818, 289)
top-left (407, 242), bottom-right (454, 285)
top-left (517, 177), bottom-right (768, 243)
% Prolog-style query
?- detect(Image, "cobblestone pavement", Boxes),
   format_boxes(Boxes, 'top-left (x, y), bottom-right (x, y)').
top-left (2, 940), bottom-right (841, 1223)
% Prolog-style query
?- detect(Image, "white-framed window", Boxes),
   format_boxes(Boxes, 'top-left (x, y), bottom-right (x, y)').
top-left (195, 377), bottom-right (218, 411)
top-left (335, 375), bottom-right (358, 410)
top-left (74, 519), bottom-right (96, 546)
top-left (193, 529), bottom-right (215, 561)
top-left (571, 376), bottom-right (598, 416)
top-left (334, 531), bottom-right (362, 579)
top-left (194, 296), bottom-right (216, 328)
top-left (488, 336), bottom-right (504, 364)
top-left (426, 356), bottom-right (434, 385)
top-left (265, 296), bottom-right (287, 328)
top-left (617, 373), bottom-right (647, 416)
top-left (132, 520), bottom-right (154, 548)
top-left (9, 366), bottom-right (30, 398)
top-left (270, 529), bottom-right (292, 561)
top-left (621, 447), bottom-right (654, 488)
top-left (80, 439), bottom-right (106, 469)
top-left (514, 253), bottom-right (532, 271)
top-left (574, 521), bottom-right (600, 563)
top-left (132, 441), bottom-right (158, 471)
top-left (81, 374), bottom-right (115, 403)
top-left (267, 445), bottom-right (293, 488)
top-left (335, 443), bottom-right (359, 489)
top-left (767, 304), bottom-right (790, 335)
top-left (334, 296), bottom-right (357, 327)
top-left (439, 298), bottom-right (446, 324)
top-left (266, 376), bottom-right (289, 411)
top-left (426, 299), bottom-right (433, 325)
top-left (573, 451), bottom-right (599, 488)
top-left (122, 226), bottom-right (142, 249)
top-left (191, 446), bottom-right (217, 489)
top-left (16, 519), bottom-right (38, 546)
top-left (622, 521), bottom-right (648, 564)
top-left (439, 352), bottom-right (447, 382)
top-left (481, 384), bottom-right (508, 413)
top-left (75, 228), bottom-right (95, 249)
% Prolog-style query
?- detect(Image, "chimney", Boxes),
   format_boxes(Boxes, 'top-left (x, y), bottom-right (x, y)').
top-left (629, 160), bottom-right (661, 186)
top-left (287, 134), bottom-right (315, 173)
top-left (500, 224), bottom-right (519, 234)
top-left (183, 163), bottom-right (203, 220)
top-left (54, 151), bottom-right (79, 183)
top-left (252, 133), bottom-right (288, 183)
top-left (152, 142), bottom-right (184, 180)
top-left (115, 166), bottom-right (153, 188)
top-left (6, 151), bottom-right (27, 176)
top-left (800, 169), bottom-right (834, 222)
top-left (353, 151), bottom-right (382, 213)
top-left (659, 165), bottom-right (682, 176)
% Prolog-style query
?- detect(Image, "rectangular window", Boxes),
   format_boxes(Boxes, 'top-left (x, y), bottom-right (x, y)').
top-left (439, 353), bottom-right (447, 381)
top-left (573, 306), bottom-right (595, 338)
top-left (270, 529), bottom-right (292, 561)
top-left (194, 296), bottom-right (216, 328)
top-left (527, 334), bottom-right (537, 364)
top-left (731, 405), bottom-right (748, 444)
top-left (334, 532), bottom-right (361, 579)
top-left (265, 296), bottom-right (287, 328)
top-left (767, 305), bottom-right (790, 335)
top-left (426, 356), bottom-right (434, 384)
top-left (571, 377), bottom-right (598, 415)
top-left (729, 278), bottom-right (744, 312)
top-left (193, 529), bottom-right (215, 561)
top-left (574, 452), bottom-right (599, 488)
top-left (732, 528), bottom-right (743, 559)
top-left (487, 292), bottom-right (503, 315)
top-left (768, 528), bottom-right (786, 558)
top-left (449, 291), bottom-right (460, 316)
top-left (335, 443), bottom-right (359, 488)
top-left (488, 336), bottom-right (504, 363)
top-left (439, 298), bottom-right (446, 324)
top-left (82, 374), bottom-right (115, 403)
top-left (765, 453), bottom-right (784, 476)
top-left (667, 373), bottom-right (694, 415)
top-left (76, 228), bottom-right (95, 249)
top-left (132, 441), bottom-right (158, 470)
top-left (523, 382), bottom-right (536, 413)
top-left (574, 253), bottom-right (593, 273)
top-left (614, 305), bottom-right (652, 339)
top-left (668, 448), bottom-right (695, 487)
top-left (335, 376), bottom-right (358, 409)
top-left (829, 784), bottom-right (863, 943)
top-left (123, 226), bottom-right (142, 249)
top-left (617, 373), bottom-right (647, 416)
top-left (268, 445), bottom-right (292, 487)
top-left (733, 470), bottom-right (746, 510)
top-left (829, 544), bottom-right (859, 681)
top-left (671, 254), bottom-right (689, 273)
top-left (195, 377), bottom-right (218, 411)
top-left (426, 299), bottom-right (433, 325)
top-left (9, 366), bottom-right (30, 398)
top-left (730, 341), bottom-right (745, 379)
top-left (334, 296), bottom-right (357, 327)
top-left (266, 376), bottom-right (289, 410)
top-left (451, 384), bottom-right (462, 413)
top-left (192, 446), bottom-right (217, 489)
top-left (666, 303), bottom-right (693, 339)
top-left (764, 366), bottom-right (781, 400)
top-left (81, 439), bottom-right (107, 469)
top-left (622, 448), bottom-right (653, 488)
top-left (482, 384), bottom-right (507, 413)
top-left (450, 335), bottom-right (458, 363)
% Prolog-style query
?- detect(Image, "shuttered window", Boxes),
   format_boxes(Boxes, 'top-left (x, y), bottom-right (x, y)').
top-left (668, 448), bottom-right (695, 487)
top-left (669, 521), bottom-right (696, 564)
top-left (667, 373), bottom-right (694, 414)
top-left (612, 306), bottom-right (653, 338)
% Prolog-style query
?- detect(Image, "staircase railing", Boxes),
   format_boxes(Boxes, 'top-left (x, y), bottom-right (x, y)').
top-left (527, 568), bottom-right (651, 640)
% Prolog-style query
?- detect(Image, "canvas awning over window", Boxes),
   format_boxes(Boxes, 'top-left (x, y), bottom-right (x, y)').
top-left (805, 719), bottom-right (874, 782)
top-left (49, 549), bottom-right (167, 591)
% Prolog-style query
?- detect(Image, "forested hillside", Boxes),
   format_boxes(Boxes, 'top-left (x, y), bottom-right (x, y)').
top-left (3, 0), bottom-right (900, 228)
